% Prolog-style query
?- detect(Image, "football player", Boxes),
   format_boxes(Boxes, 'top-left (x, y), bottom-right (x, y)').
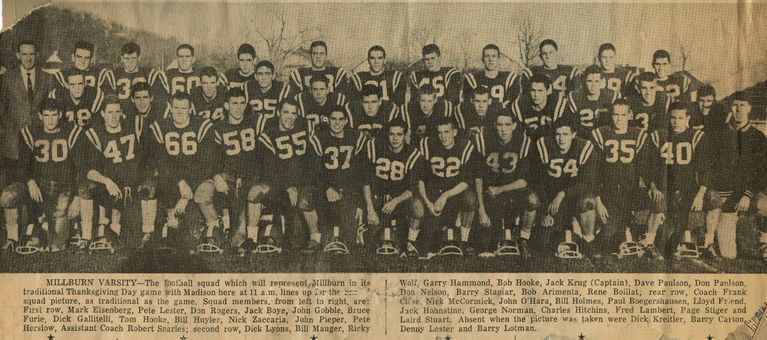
top-left (522, 39), bottom-right (580, 94)
top-left (626, 72), bottom-right (671, 132)
top-left (348, 84), bottom-right (400, 141)
top-left (703, 92), bottom-right (767, 259)
top-left (190, 66), bottom-right (227, 121)
top-left (122, 82), bottom-right (168, 129)
top-left (49, 70), bottom-right (104, 127)
top-left (689, 84), bottom-right (729, 132)
top-left (595, 43), bottom-right (636, 97)
top-left (510, 73), bottom-right (572, 140)
top-left (362, 121), bottom-right (424, 256)
top-left (290, 41), bottom-right (348, 94)
top-left (409, 44), bottom-right (462, 105)
top-left (53, 40), bottom-right (115, 94)
top-left (165, 44), bottom-right (202, 95)
top-left (455, 86), bottom-right (504, 137)
top-left (416, 118), bottom-right (477, 255)
top-left (400, 84), bottom-right (456, 140)
top-left (474, 112), bottom-right (535, 257)
top-left (568, 65), bottom-right (618, 134)
top-left (309, 106), bottom-right (368, 254)
top-left (243, 61), bottom-right (292, 118)
top-left (462, 44), bottom-right (521, 106)
top-left (349, 45), bottom-right (405, 105)
top-left (295, 75), bottom-right (349, 127)
top-left (113, 42), bottom-right (168, 105)
top-left (254, 99), bottom-right (322, 252)
top-left (643, 102), bottom-right (709, 259)
top-left (0, 98), bottom-right (83, 252)
top-left (221, 43), bottom-right (257, 90)
top-left (650, 50), bottom-right (702, 104)
top-left (145, 92), bottom-right (219, 253)
top-left (590, 99), bottom-right (652, 258)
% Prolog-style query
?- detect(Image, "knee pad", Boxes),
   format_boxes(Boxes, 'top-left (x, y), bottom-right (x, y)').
top-left (651, 196), bottom-right (667, 214)
top-left (0, 183), bottom-right (24, 208)
top-left (193, 181), bottom-right (216, 205)
top-left (77, 181), bottom-right (97, 199)
top-left (247, 184), bottom-right (270, 204)
top-left (410, 198), bottom-right (425, 219)
top-left (577, 195), bottom-right (596, 213)
top-left (461, 191), bottom-right (477, 212)
top-left (297, 189), bottom-right (315, 212)
top-left (526, 191), bottom-right (541, 211)
top-left (706, 190), bottom-right (725, 210)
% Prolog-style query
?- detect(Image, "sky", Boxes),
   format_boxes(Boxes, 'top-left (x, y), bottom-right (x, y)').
top-left (55, 1), bottom-right (767, 96)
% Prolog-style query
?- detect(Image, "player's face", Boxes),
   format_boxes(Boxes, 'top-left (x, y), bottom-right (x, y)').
top-left (669, 109), bottom-right (690, 133)
top-left (639, 80), bottom-right (657, 103)
top-left (362, 94), bottom-right (380, 116)
top-left (388, 126), bottom-right (405, 150)
top-left (423, 52), bottom-right (440, 72)
top-left (227, 96), bottom-right (247, 120)
top-left (540, 45), bottom-right (558, 68)
top-left (310, 46), bottom-right (327, 69)
top-left (101, 103), bottom-right (123, 129)
top-left (699, 95), bottom-right (714, 111)
top-left (731, 100), bottom-right (751, 125)
top-left (328, 111), bottom-right (348, 134)
top-left (310, 81), bottom-right (329, 103)
top-left (177, 48), bottom-right (195, 72)
top-left (238, 54), bottom-right (255, 74)
top-left (16, 44), bottom-right (36, 70)
top-left (132, 90), bottom-right (152, 113)
top-left (255, 66), bottom-right (274, 88)
top-left (652, 57), bottom-right (671, 78)
top-left (67, 75), bottom-right (86, 99)
top-left (598, 49), bottom-right (616, 71)
top-left (495, 116), bottom-right (514, 141)
top-left (121, 52), bottom-right (140, 72)
top-left (554, 126), bottom-right (575, 151)
top-left (530, 82), bottom-right (549, 106)
top-left (437, 123), bottom-right (456, 148)
top-left (170, 98), bottom-right (191, 126)
top-left (72, 48), bottom-right (92, 71)
top-left (585, 73), bottom-right (602, 96)
top-left (278, 104), bottom-right (298, 130)
top-left (482, 49), bottom-right (499, 71)
top-left (611, 104), bottom-right (630, 131)
top-left (419, 93), bottom-right (437, 114)
top-left (472, 93), bottom-right (490, 115)
top-left (39, 109), bottom-right (61, 132)
top-left (368, 50), bottom-right (385, 73)
top-left (201, 75), bottom-right (218, 98)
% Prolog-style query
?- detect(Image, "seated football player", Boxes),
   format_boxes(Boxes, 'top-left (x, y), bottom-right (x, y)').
top-left (474, 112), bottom-right (535, 258)
top-left (590, 99), bottom-right (652, 258)
top-left (244, 60), bottom-right (293, 118)
top-left (348, 45), bottom-right (406, 105)
top-left (651, 50), bottom-right (702, 105)
top-left (309, 106), bottom-right (368, 255)
top-left (415, 118), bottom-right (477, 256)
top-left (0, 98), bottom-right (84, 253)
top-left (531, 118), bottom-right (597, 258)
top-left (348, 84), bottom-right (400, 141)
top-left (290, 40), bottom-right (349, 95)
top-left (145, 92), bottom-right (220, 253)
top-left (191, 66), bottom-right (228, 121)
top-left (49, 70), bottom-right (104, 127)
top-left (521, 39), bottom-right (580, 94)
top-left (626, 72), bottom-right (671, 132)
top-left (400, 84), bottom-right (455, 141)
top-left (455, 86), bottom-right (505, 138)
top-left (702, 92), bottom-right (767, 259)
top-left (295, 75), bottom-right (349, 128)
top-left (643, 102), bottom-right (709, 260)
top-left (113, 41), bottom-right (168, 106)
top-left (462, 44), bottom-right (521, 106)
top-left (689, 84), bottom-right (728, 133)
top-left (362, 121), bottom-right (424, 256)
top-left (222, 43), bottom-right (256, 90)
top-left (510, 73), bottom-right (572, 140)
top-left (568, 65), bottom-right (618, 135)
top-left (595, 43), bottom-right (637, 98)
top-left (54, 40), bottom-right (115, 95)
top-left (409, 44), bottom-right (462, 105)
top-left (254, 99), bottom-right (323, 252)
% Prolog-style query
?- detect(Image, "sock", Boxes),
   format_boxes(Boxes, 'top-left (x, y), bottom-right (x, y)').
top-left (247, 226), bottom-right (259, 242)
top-left (111, 224), bottom-right (121, 236)
top-left (582, 234), bottom-right (595, 243)
top-left (141, 199), bottom-right (157, 234)
top-left (645, 232), bottom-right (656, 246)
top-left (520, 229), bottom-right (531, 240)
top-left (704, 233), bottom-right (715, 247)
top-left (80, 199), bottom-right (94, 240)
top-left (7, 224), bottom-right (18, 242)
top-left (408, 229), bottom-right (420, 242)
top-left (460, 226), bottom-right (470, 242)
top-left (311, 232), bottom-right (322, 243)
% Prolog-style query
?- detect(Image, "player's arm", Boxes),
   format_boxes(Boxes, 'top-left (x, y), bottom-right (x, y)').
top-left (289, 69), bottom-right (303, 93)
top-left (445, 69), bottom-right (462, 105)
top-left (408, 72), bottom-right (419, 104)
top-left (391, 71), bottom-right (406, 106)
top-left (462, 73), bottom-right (476, 102)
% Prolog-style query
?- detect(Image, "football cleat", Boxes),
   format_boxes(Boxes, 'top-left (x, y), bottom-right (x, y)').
top-left (139, 233), bottom-right (153, 249)
top-left (402, 241), bottom-right (420, 258)
top-left (376, 227), bottom-right (399, 255)
top-left (154, 223), bottom-right (176, 255)
top-left (643, 245), bottom-right (664, 261)
top-left (616, 228), bottom-right (644, 258)
top-left (356, 222), bottom-right (368, 246)
top-left (2, 239), bottom-right (17, 252)
top-left (69, 221), bottom-right (82, 246)
top-left (16, 236), bottom-right (43, 255)
top-left (196, 236), bottom-right (224, 254)
top-left (237, 238), bottom-right (257, 256)
top-left (519, 239), bottom-right (531, 260)
top-left (496, 228), bottom-right (520, 257)
top-left (555, 230), bottom-right (583, 259)
top-left (438, 227), bottom-right (463, 256)
top-left (75, 239), bottom-right (89, 254)
top-left (302, 240), bottom-right (322, 254)
top-left (256, 236), bottom-right (282, 254)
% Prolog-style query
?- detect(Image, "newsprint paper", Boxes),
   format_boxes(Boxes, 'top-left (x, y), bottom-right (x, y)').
top-left (0, 1), bottom-right (766, 339)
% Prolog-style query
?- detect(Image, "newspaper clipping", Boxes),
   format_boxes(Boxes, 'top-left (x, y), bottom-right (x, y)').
top-left (0, 1), bottom-right (766, 339)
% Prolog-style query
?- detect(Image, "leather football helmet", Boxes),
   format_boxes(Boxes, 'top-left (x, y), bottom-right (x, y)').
top-left (616, 228), bottom-right (644, 258)
top-left (324, 226), bottom-right (350, 255)
top-left (438, 227), bottom-right (463, 256)
top-left (556, 230), bottom-right (583, 259)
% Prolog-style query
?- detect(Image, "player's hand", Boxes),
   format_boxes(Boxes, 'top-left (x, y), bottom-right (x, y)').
top-left (326, 188), bottom-right (343, 202)
top-left (175, 198), bottom-right (189, 215)
top-left (478, 208), bottom-right (491, 228)
top-left (735, 195), bottom-right (751, 212)
top-left (648, 187), bottom-right (664, 204)
top-left (104, 179), bottom-right (123, 199)
top-left (286, 187), bottom-right (299, 207)
top-left (213, 175), bottom-right (229, 194)
top-left (67, 196), bottom-right (80, 220)
top-left (425, 200), bottom-right (439, 217)
top-left (178, 180), bottom-right (194, 200)
top-left (486, 186), bottom-right (501, 198)
top-left (541, 214), bottom-right (555, 228)
top-left (381, 200), bottom-right (398, 215)
top-left (367, 208), bottom-right (380, 226)
top-left (434, 195), bottom-right (448, 215)
top-left (27, 180), bottom-right (43, 203)
top-left (691, 192), bottom-right (705, 212)
top-left (596, 200), bottom-right (609, 225)
top-left (549, 192), bottom-right (565, 216)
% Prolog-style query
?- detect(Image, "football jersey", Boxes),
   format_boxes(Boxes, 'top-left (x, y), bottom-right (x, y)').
top-left (600, 66), bottom-right (635, 97)
top-left (522, 65), bottom-right (580, 94)
top-left (418, 136), bottom-right (475, 192)
top-left (510, 93), bottom-right (571, 140)
top-left (567, 88), bottom-right (618, 133)
top-left (647, 128), bottom-right (708, 192)
top-left (348, 100), bottom-right (400, 141)
top-left (243, 80), bottom-right (292, 118)
top-left (349, 70), bottom-right (406, 105)
top-left (409, 67), bottom-right (462, 104)
top-left (289, 66), bottom-right (348, 94)
top-left (533, 136), bottom-right (596, 197)
top-left (257, 116), bottom-right (317, 187)
top-left (113, 66), bottom-right (168, 102)
top-left (53, 65), bottom-right (115, 94)
top-left (82, 117), bottom-right (144, 187)
top-left (18, 122), bottom-right (83, 186)
top-left (213, 113), bottom-right (262, 180)
top-left (295, 91), bottom-right (349, 127)
top-left (626, 92), bottom-right (671, 132)
top-left (221, 68), bottom-right (255, 90)
top-left (590, 126), bottom-right (648, 189)
top-left (474, 128), bottom-right (531, 187)
top-left (146, 116), bottom-right (217, 185)
top-left (399, 99), bottom-right (455, 140)
top-left (122, 101), bottom-right (169, 135)
top-left (309, 128), bottom-right (367, 192)
top-left (49, 86), bottom-right (104, 127)
top-left (656, 71), bottom-right (702, 104)
top-left (455, 100), bottom-right (505, 136)
top-left (164, 67), bottom-right (201, 95)
top-left (190, 85), bottom-right (228, 121)
top-left (366, 139), bottom-right (422, 196)
top-left (462, 71), bottom-right (521, 106)
top-left (690, 102), bottom-right (729, 133)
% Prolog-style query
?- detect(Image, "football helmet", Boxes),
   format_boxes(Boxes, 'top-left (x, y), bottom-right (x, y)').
top-left (376, 224), bottom-right (399, 255)
top-left (256, 215), bottom-right (284, 254)
top-left (496, 220), bottom-right (520, 256)
top-left (196, 236), bottom-right (224, 254)
top-left (616, 228), bottom-right (644, 258)
top-left (674, 230), bottom-right (700, 259)
top-left (89, 225), bottom-right (115, 254)
top-left (16, 235), bottom-right (43, 255)
top-left (324, 226), bottom-right (350, 255)
top-left (438, 227), bottom-right (463, 256)
top-left (556, 230), bottom-right (583, 259)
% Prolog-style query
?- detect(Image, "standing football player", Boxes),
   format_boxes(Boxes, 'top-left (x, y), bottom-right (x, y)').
top-left (49, 70), bottom-right (104, 127)
top-left (650, 50), bottom-right (702, 104)
top-left (455, 86), bottom-right (504, 137)
top-left (349, 84), bottom-right (400, 141)
top-left (568, 65), bottom-right (618, 134)
top-left (595, 43), bottom-right (636, 97)
top-left (165, 44), bottom-right (202, 95)
top-left (222, 43), bottom-right (257, 90)
top-left (409, 44), bottom-right (462, 105)
top-left (290, 41), bottom-right (348, 94)
top-left (190, 66), bottom-right (228, 121)
top-left (522, 39), bottom-right (580, 94)
top-left (463, 44), bottom-right (521, 106)
top-left (400, 84), bottom-right (456, 140)
top-left (243, 61), bottom-right (292, 118)
top-left (689, 84), bottom-right (728, 132)
top-left (510, 73), bottom-right (572, 140)
top-left (295, 75), bottom-right (349, 127)
top-left (53, 40), bottom-right (115, 95)
top-left (626, 72), bottom-right (671, 132)
top-left (349, 45), bottom-right (405, 105)
top-left (113, 42), bottom-right (168, 105)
